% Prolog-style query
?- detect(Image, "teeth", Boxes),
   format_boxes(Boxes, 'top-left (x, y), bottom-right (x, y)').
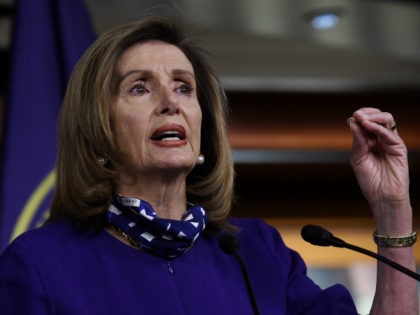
top-left (162, 131), bottom-right (179, 136)
top-left (156, 130), bottom-right (182, 141)
top-left (162, 137), bottom-right (181, 141)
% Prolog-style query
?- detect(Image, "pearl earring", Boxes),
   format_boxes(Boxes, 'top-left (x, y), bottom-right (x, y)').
top-left (98, 157), bottom-right (108, 166)
top-left (197, 154), bottom-right (205, 165)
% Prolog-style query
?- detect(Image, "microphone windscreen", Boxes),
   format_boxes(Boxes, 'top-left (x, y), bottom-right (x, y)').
top-left (301, 224), bottom-right (333, 246)
top-left (219, 233), bottom-right (239, 254)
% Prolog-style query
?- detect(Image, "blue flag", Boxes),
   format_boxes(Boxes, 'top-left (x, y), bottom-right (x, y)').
top-left (0, 0), bottom-right (95, 252)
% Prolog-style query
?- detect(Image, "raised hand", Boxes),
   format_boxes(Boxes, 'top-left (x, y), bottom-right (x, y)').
top-left (347, 107), bottom-right (411, 233)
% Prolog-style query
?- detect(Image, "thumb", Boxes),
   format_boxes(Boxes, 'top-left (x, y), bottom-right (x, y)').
top-left (347, 117), bottom-right (365, 148)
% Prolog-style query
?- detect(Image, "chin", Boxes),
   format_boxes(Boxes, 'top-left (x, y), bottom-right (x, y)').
top-left (155, 158), bottom-right (195, 173)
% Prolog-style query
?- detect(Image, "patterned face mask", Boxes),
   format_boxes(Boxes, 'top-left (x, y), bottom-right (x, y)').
top-left (106, 195), bottom-right (208, 259)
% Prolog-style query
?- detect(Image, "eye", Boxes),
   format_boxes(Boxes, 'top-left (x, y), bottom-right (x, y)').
top-left (128, 82), bottom-right (147, 95)
top-left (176, 83), bottom-right (194, 95)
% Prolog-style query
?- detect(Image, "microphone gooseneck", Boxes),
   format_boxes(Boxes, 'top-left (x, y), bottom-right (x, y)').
top-left (219, 234), bottom-right (260, 315)
top-left (301, 224), bottom-right (420, 281)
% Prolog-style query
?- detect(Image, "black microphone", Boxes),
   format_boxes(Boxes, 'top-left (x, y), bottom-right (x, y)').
top-left (301, 224), bottom-right (420, 281)
top-left (219, 234), bottom-right (260, 315)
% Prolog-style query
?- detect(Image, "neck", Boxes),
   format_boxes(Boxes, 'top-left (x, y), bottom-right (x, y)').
top-left (115, 170), bottom-right (188, 220)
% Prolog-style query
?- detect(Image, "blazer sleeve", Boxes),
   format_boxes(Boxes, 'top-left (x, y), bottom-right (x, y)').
top-left (0, 239), bottom-right (54, 315)
top-left (255, 219), bottom-right (359, 315)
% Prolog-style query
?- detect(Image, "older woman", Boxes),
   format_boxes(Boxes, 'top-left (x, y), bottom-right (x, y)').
top-left (0, 17), bottom-right (417, 315)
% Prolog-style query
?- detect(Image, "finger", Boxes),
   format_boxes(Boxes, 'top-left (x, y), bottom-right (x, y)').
top-left (360, 121), bottom-right (401, 149)
top-left (353, 107), bottom-right (381, 115)
top-left (348, 121), bottom-right (400, 156)
top-left (352, 109), bottom-right (398, 135)
top-left (347, 117), bottom-right (368, 150)
top-left (352, 108), bottom-right (394, 126)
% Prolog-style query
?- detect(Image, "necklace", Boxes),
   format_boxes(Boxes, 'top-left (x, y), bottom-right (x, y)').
top-left (114, 226), bottom-right (141, 249)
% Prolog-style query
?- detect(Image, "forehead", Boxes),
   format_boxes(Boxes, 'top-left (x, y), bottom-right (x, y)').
top-left (117, 40), bottom-right (194, 75)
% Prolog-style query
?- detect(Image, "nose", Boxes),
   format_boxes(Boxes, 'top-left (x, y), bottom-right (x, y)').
top-left (155, 86), bottom-right (180, 116)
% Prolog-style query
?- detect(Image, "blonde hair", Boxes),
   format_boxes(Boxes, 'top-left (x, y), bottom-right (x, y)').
top-left (49, 17), bottom-right (234, 229)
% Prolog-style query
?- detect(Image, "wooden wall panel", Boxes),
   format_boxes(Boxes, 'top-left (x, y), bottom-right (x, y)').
top-left (227, 92), bottom-right (420, 150)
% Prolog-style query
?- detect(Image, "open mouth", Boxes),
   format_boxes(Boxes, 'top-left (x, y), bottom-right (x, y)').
top-left (151, 125), bottom-right (186, 142)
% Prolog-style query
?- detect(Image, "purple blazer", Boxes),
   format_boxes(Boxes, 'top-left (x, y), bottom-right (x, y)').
top-left (0, 217), bottom-right (358, 314)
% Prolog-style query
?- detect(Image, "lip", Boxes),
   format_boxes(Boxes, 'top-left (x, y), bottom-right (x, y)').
top-left (150, 123), bottom-right (187, 147)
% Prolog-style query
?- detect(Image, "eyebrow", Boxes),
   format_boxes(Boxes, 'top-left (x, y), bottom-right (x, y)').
top-left (118, 69), bottom-right (195, 85)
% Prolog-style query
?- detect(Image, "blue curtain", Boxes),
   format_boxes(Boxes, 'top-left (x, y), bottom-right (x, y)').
top-left (0, 0), bottom-right (95, 252)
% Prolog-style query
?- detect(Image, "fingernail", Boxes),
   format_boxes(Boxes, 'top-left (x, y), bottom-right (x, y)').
top-left (358, 110), bottom-right (368, 118)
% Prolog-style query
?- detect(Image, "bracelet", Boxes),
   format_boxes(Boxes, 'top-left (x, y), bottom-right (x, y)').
top-left (373, 230), bottom-right (417, 247)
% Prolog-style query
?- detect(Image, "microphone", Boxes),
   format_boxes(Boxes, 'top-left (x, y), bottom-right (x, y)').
top-left (219, 234), bottom-right (260, 315)
top-left (301, 224), bottom-right (420, 281)
top-left (219, 233), bottom-right (240, 253)
top-left (301, 224), bottom-right (347, 247)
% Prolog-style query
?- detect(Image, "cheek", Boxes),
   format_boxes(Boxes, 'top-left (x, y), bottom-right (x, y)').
top-left (115, 112), bottom-right (149, 150)
top-left (193, 108), bottom-right (203, 145)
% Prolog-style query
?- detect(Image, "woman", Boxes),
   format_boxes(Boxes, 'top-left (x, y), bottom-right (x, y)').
top-left (0, 17), bottom-right (417, 314)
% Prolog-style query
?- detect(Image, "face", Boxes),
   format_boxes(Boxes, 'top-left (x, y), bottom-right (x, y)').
top-left (112, 40), bottom-right (202, 177)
